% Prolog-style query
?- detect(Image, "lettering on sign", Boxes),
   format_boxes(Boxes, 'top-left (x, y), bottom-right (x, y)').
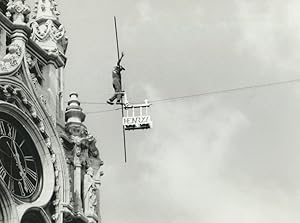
top-left (123, 116), bottom-right (151, 126)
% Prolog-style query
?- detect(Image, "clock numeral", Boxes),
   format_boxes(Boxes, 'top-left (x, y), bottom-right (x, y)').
top-left (7, 124), bottom-right (16, 140)
top-left (0, 165), bottom-right (7, 180)
top-left (26, 167), bottom-right (37, 181)
top-left (24, 176), bottom-right (35, 194)
top-left (0, 121), bottom-right (6, 136)
top-left (19, 140), bottom-right (25, 148)
top-left (8, 177), bottom-right (14, 193)
top-left (24, 156), bottom-right (34, 162)
top-left (18, 181), bottom-right (25, 196)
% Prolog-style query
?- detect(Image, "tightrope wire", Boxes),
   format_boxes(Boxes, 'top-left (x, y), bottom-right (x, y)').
top-left (84, 77), bottom-right (300, 114)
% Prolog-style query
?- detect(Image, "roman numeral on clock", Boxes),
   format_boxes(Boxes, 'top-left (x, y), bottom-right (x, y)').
top-left (24, 176), bottom-right (35, 193)
top-left (0, 121), bottom-right (6, 136)
top-left (26, 167), bottom-right (37, 181)
top-left (19, 140), bottom-right (25, 148)
top-left (8, 177), bottom-right (14, 193)
top-left (18, 181), bottom-right (25, 196)
top-left (0, 165), bottom-right (7, 180)
top-left (7, 124), bottom-right (16, 140)
top-left (24, 156), bottom-right (34, 162)
top-left (0, 117), bottom-right (40, 200)
top-left (0, 120), bottom-right (17, 140)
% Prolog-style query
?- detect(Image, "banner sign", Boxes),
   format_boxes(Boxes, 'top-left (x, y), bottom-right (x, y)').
top-left (123, 116), bottom-right (151, 126)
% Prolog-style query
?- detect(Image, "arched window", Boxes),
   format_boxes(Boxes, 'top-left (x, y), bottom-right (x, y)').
top-left (21, 208), bottom-right (51, 223)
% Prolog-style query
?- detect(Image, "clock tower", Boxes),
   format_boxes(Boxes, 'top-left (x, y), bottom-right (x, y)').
top-left (0, 1), bottom-right (103, 223)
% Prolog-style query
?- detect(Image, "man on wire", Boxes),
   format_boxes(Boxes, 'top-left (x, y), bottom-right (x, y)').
top-left (107, 52), bottom-right (125, 105)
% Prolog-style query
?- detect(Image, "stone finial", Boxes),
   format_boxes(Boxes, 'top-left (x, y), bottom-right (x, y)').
top-left (65, 93), bottom-right (86, 125)
top-left (6, 0), bottom-right (31, 24)
top-left (32, 0), bottom-right (60, 21)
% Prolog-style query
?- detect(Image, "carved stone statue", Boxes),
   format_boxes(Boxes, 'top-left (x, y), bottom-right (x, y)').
top-left (84, 167), bottom-right (98, 218)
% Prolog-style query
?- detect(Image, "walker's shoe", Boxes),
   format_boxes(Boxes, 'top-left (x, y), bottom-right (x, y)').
top-left (116, 100), bottom-right (122, 105)
top-left (106, 100), bottom-right (114, 105)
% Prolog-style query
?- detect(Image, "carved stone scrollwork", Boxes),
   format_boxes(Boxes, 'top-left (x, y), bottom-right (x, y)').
top-left (31, 19), bottom-right (68, 56)
top-left (31, 0), bottom-right (68, 55)
top-left (0, 42), bottom-right (23, 73)
top-left (0, 25), bottom-right (27, 76)
top-left (6, 0), bottom-right (31, 24)
top-left (50, 0), bottom-right (60, 17)
top-left (32, 20), bottom-right (66, 42)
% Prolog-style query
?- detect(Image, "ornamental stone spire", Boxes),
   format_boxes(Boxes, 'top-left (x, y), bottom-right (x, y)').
top-left (31, 0), bottom-right (68, 56)
top-left (65, 92), bottom-right (86, 127)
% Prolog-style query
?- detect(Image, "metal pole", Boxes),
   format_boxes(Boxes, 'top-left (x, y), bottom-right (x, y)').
top-left (114, 16), bottom-right (127, 163)
top-left (114, 16), bottom-right (120, 61)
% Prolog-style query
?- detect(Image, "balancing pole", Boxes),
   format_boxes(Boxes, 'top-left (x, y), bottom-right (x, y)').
top-left (114, 16), bottom-right (127, 163)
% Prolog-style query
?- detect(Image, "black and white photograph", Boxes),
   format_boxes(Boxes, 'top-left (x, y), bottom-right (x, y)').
top-left (0, 0), bottom-right (299, 222)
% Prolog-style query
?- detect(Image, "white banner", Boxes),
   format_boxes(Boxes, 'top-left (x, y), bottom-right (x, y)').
top-left (123, 116), bottom-right (151, 126)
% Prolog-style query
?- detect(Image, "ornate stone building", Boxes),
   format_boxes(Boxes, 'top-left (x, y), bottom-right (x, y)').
top-left (0, 0), bottom-right (104, 222)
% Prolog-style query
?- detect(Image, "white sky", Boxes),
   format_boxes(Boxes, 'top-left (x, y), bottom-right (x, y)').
top-left (48, 0), bottom-right (300, 222)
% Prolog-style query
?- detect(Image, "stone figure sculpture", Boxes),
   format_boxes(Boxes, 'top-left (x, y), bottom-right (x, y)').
top-left (84, 167), bottom-right (98, 217)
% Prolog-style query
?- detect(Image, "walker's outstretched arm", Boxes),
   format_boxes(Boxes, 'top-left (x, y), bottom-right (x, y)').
top-left (117, 52), bottom-right (124, 66)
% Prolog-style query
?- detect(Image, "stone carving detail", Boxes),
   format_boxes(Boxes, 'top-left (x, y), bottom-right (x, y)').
top-left (32, 0), bottom-right (60, 20)
top-left (26, 53), bottom-right (45, 89)
top-left (84, 168), bottom-right (97, 218)
top-left (0, 29), bottom-right (26, 76)
top-left (31, 20), bottom-right (67, 55)
top-left (40, 94), bottom-right (47, 106)
top-left (32, 20), bottom-right (66, 42)
top-left (68, 132), bottom-right (103, 222)
top-left (64, 93), bottom-right (103, 222)
top-left (25, 52), bottom-right (37, 69)
top-left (0, 43), bottom-right (22, 72)
top-left (30, 72), bottom-right (39, 87)
top-left (6, 0), bottom-right (31, 24)
top-left (31, 0), bottom-right (68, 55)
top-left (0, 84), bottom-right (61, 221)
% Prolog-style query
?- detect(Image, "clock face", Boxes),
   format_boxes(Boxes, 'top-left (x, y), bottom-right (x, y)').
top-left (0, 114), bottom-right (42, 201)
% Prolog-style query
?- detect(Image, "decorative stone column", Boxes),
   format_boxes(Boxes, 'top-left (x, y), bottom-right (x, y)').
top-left (73, 144), bottom-right (82, 214)
top-left (65, 93), bottom-right (103, 222)
top-left (65, 93), bottom-right (86, 215)
top-left (30, 0), bottom-right (68, 124)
